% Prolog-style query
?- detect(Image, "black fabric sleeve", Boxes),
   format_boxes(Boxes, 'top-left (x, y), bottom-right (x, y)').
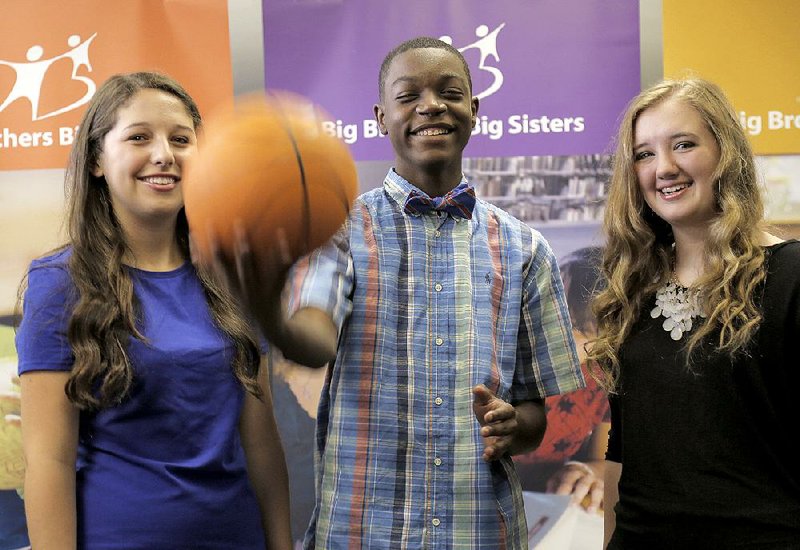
top-left (605, 392), bottom-right (622, 462)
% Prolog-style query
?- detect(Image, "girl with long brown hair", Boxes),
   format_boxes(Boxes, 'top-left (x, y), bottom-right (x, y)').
top-left (16, 72), bottom-right (291, 549)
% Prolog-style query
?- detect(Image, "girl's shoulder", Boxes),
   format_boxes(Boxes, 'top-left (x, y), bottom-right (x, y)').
top-left (764, 239), bottom-right (800, 291)
top-left (765, 239), bottom-right (800, 263)
top-left (25, 246), bottom-right (74, 298)
top-left (29, 246), bottom-right (72, 273)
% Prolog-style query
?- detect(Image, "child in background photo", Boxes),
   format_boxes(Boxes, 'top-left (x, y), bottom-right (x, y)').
top-left (219, 36), bottom-right (584, 549)
top-left (16, 72), bottom-right (291, 549)
top-left (514, 247), bottom-right (609, 515)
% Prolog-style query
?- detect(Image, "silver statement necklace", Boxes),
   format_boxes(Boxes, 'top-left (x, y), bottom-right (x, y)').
top-left (650, 276), bottom-right (706, 341)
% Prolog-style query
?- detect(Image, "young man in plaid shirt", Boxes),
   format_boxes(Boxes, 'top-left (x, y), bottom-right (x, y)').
top-left (236, 37), bottom-right (584, 549)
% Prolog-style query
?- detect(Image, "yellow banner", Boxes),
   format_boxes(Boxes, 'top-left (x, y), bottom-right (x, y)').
top-left (663, 0), bottom-right (800, 155)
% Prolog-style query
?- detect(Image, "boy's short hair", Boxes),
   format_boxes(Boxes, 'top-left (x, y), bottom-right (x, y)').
top-left (378, 36), bottom-right (473, 101)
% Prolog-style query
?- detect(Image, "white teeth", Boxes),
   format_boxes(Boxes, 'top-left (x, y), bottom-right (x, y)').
top-left (415, 128), bottom-right (449, 136)
top-left (660, 183), bottom-right (689, 195)
top-left (142, 177), bottom-right (176, 185)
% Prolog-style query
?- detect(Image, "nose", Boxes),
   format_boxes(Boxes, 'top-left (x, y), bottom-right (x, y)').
top-left (151, 136), bottom-right (175, 167)
top-left (655, 151), bottom-right (679, 180)
top-left (417, 92), bottom-right (446, 116)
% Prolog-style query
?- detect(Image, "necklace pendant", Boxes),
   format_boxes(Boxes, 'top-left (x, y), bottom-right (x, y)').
top-left (650, 306), bottom-right (662, 318)
top-left (652, 277), bottom-right (705, 341)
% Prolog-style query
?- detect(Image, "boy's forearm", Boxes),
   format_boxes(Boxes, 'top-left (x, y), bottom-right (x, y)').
top-left (509, 399), bottom-right (546, 455)
top-left (270, 306), bottom-right (338, 368)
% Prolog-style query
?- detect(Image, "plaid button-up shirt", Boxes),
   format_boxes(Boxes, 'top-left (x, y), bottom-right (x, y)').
top-left (291, 170), bottom-right (583, 549)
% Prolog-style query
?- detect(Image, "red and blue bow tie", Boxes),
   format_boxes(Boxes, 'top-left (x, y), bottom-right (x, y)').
top-left (403, 183), bottom-right (476, 220)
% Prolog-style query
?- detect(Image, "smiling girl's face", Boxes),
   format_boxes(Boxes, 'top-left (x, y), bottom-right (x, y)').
top-left (633, 96), bottom-right (721, 231)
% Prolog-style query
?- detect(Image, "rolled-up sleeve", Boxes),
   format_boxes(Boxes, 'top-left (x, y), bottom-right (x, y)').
top-left (287, 221), bottom-right (354, 336)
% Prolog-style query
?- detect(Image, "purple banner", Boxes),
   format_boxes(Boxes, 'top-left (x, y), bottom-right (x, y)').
top-left (263, 0), bottom-right (639, 160)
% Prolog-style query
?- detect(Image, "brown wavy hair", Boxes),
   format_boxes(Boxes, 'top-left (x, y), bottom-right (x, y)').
top-left (589, 78), bottom-right (767, 391)
top-left (52, 72), bottom-right (260, 409)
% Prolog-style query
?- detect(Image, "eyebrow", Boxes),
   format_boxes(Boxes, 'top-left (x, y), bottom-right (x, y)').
top-left (634, 131), bottom-right (699, 149)
top-left (121, 123), bottom-right (195, 132)
top-left (390, 73), bottom-right (466, 89)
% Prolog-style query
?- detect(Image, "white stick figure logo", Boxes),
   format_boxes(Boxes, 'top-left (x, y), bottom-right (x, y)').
top-left (441, 23), bottom-right (506, 100)
top-left (0, 33), bottom-right (97, 121)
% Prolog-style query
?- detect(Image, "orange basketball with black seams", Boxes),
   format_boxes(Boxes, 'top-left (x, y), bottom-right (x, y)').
top-left (184, 91), bottom-right (358, 269)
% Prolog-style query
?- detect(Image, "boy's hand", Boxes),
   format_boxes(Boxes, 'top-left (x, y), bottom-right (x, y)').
top-left (472, 384), bottom-right (518, 462)
top-left (191, 223), bottom-right (293, 342)
top-left (192, 225), bottom-right (337, 367)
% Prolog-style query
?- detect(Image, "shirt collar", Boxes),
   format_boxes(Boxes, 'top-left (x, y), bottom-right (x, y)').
top-left (383, 169), bottom-right (474, 221)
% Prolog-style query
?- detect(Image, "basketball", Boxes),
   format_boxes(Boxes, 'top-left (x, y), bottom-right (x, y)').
top-left (184, 91), bottom-right (358, 270)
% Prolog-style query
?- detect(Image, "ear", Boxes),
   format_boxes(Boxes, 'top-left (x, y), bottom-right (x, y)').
top-left (374, 103), bottom-right (388, 135)
top-left (91, 162), bottom-right (104, 178)
top-left (471, 96), bottom-right (480, 129)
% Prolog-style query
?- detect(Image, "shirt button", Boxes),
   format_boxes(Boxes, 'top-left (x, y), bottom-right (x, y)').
top-left (435, 337), bottom-right (444, 346)
top-left (434, 397), bottom-right (443, 405)
top-left (434, 457), bottom-right (442, 466)
top-left (432, 518), bottom-right (441, 527)
top-left (434, 230), bottom-right (441, 237)
top-left (434, 283), bottom-right (443, 292)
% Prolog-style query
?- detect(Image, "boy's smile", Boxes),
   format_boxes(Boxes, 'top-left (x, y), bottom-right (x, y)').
top-left (374, 47), bottom-right (478, 195)
top-left (410, 123), bottom-right (454, 137)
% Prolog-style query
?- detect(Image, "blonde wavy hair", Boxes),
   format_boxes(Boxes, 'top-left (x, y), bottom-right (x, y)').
top-left (589, 78), bottom-right (767, 391)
